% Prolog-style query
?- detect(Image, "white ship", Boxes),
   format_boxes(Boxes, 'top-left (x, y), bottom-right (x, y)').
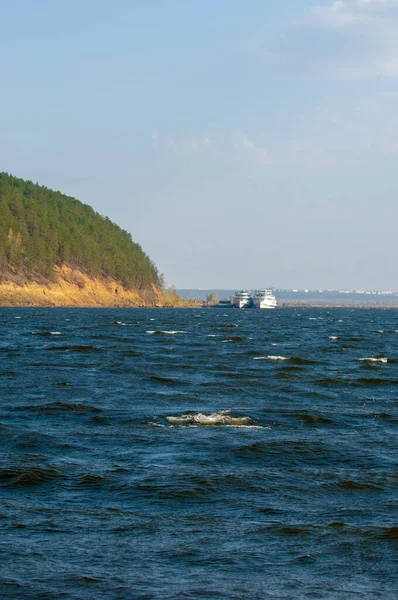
top-left (233, 290), bottom-right (253, 309)
top-left (252, 289), bottom-right (277, 309)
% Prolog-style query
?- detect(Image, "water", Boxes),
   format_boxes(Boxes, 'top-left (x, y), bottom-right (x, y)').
top-left (0, 307), bottom-right (397, 599)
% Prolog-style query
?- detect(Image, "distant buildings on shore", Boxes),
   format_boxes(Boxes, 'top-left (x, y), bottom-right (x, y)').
top-left (289, 289), bottom-right (395, 296)
top-left (177, 288), bottom-right (398, 306)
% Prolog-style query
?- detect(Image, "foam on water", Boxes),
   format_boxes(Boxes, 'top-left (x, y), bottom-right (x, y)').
top-left (253, 355), bottom-right (289, 361)
top-left (146, 330), bottom-right (186, 335)
top-left (166, 411), bottom-right (259, 428)
top-left (359, 357), bottom-right (388, 363)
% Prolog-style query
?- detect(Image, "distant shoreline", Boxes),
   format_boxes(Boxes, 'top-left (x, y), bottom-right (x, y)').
top-left (1, 299), bottom-right (398, 309)
top-left (278, 301), bottom-right (398, 308)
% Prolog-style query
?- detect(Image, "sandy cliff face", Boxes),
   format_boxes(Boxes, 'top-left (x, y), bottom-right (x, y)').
top-left (0, 265), bottom-right (165, 307)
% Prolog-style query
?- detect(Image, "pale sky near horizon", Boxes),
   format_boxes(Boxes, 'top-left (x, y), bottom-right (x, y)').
top-left (1, 0), bottom-right (397, 290)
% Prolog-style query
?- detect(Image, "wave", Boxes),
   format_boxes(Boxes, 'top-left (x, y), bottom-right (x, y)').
top-left (276, 372), bottom-right (302, 381)
top-left (355, 377), bottom-right (398, 386)
top-left (47, 345), bottom-right (101, 352)
top-left (253, 355), bottom-right (316, 364)
top-left (146, 330), bottom-right (186, 335)
top-left (378, 526), bottom-right (398, 540)
top-left (166, 411), bottom-right (260, 428)
top-left (10, 466), bottom-right (61, 487)
top-left (359, 357), bottom-right (388, 364)
top-left (288, 411), bottom-right (334, 425)
top-left (323, 480), bottom-right (383, 492)
top-left (253, 355), bottom-right (288, 361)
top-left (23, 401), bottom-right (102, 414)
top-left (373, 412), bottom-right (397, 422)
top-left (77, 473), bottom-right (108, 487)
top-left (31, 331), bottom-right (61, 336)
top-left (290, 356), bottom-right (317, 365)
top-left (315, 376), bottom-right (398, 387)
top-left (232, 440), bottom-right (353, 466)
top-left (149, 376), bottom-right (183, 385)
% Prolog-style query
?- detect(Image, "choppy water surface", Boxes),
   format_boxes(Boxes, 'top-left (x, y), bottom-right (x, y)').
top-left (0, 307), bottom-right (397, 599)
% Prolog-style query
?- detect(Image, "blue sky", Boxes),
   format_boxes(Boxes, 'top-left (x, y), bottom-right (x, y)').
top-left (1, 0), bottom-right (397, 289)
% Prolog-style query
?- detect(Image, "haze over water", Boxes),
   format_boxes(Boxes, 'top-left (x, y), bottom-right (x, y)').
top-left (0, 307), bottom-right (397, 599)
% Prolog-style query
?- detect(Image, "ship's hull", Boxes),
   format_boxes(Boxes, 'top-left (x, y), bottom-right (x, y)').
top-left (234, 297), bottom-right (252, 309)
top-left (253, 298), bottom-right (277, 309)
top-left (252, 290), bottom-right (277, 309)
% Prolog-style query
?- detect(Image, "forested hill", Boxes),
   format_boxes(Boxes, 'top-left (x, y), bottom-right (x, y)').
top-left (0, 173), bottom-right (160, 290)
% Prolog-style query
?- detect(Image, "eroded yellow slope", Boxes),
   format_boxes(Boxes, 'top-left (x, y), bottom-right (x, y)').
top-left (0, 265), bottom-right (180, 307)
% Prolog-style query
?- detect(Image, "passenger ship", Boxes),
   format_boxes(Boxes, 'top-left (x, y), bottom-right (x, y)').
top-left (252, 289), bottom-right (277, 309)
top-left (233, 289), bottom-right (277, 309)
top-left (232, 290), bottom-right (253, 309)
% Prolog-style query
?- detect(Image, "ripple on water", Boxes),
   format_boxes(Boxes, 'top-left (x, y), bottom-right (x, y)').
top-left (1, 306), bottom-right (397, 599)
top-left (15, 401), bottom-right (102, 414)
top-left (0, 466), bottom-right (62, 487)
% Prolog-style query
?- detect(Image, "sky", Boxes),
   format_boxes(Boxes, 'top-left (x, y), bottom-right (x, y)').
top-left (1, 0), bottom-right (397, 290)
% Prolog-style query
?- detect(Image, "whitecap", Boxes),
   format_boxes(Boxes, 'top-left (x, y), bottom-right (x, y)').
top-left (329, 336), bottom-right (339, 340)
top-left (253, 355), bottom-right (289, 361)
top-left (146, 330), bottom-right (186, 335)
top-left (359, 357), bottom-right (388, 364)
top-left (166, 411), bottom-right (260, 428)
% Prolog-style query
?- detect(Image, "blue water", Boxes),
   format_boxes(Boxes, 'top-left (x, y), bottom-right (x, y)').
top-left (0, 307), bottom-right (397, 599)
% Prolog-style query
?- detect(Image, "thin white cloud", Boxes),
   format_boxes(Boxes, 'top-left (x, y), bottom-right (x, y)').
top-left (292, 0), bottom-right (398, 79)
top-left (356, 0), bottom-right (396, 6)
top-left (310, 1), bottom-right (363, 29)
top-left (152, 132), bottom-right (214, 155)
top-left (240, 134), bottom-right (272, 166)
top-left (246, 1), bottom-right (398, 80)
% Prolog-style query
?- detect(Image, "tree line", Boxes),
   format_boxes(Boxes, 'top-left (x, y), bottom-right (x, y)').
top-left (0, 172), bottom-right (161, 290)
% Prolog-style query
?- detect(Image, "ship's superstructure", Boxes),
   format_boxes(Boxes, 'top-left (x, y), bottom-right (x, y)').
top-left (252, 289), bottom-right (277, 309)
top-left (233, 289), bottom-right (277, 309)
top-left (233, 290), bottom-right (253, 309)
